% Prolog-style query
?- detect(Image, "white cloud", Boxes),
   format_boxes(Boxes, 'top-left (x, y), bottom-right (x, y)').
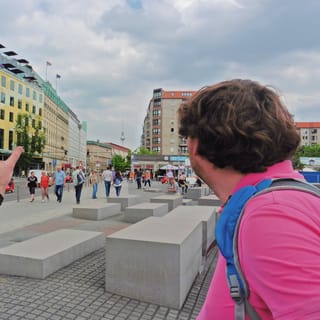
top-left (1, 0), bottom-right (320, 149)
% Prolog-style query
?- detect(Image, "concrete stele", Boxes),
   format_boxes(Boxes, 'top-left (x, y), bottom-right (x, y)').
top-left (72, 203), bottom-right (121, 220)
top-left (0, 229), bottom-right (105, 279)
top-left (124, 202), bottom-right (168, 223)
top-left (105, 217), bottom-right (202, 309)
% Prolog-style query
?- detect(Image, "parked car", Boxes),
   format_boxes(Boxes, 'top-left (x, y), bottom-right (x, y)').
top-left (5, 178), bottom-right (15, 193)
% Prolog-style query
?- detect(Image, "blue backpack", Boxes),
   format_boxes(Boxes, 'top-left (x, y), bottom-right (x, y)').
top-left (215, 178), bottom-right (320, 320)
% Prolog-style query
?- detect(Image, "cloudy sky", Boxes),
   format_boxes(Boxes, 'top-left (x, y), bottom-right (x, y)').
top-left (1, 0), bottom-right (320, 150)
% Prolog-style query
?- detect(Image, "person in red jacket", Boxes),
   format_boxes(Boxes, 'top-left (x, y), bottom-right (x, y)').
top-left (40, 171), bottom-right (50, 202)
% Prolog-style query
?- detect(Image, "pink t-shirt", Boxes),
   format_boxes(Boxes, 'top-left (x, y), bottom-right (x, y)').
top-left (198, 160), bottom-right (320, 320)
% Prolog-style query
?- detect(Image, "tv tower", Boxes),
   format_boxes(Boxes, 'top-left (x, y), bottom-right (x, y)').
top-left (120, 122), bottom-right (125, 145)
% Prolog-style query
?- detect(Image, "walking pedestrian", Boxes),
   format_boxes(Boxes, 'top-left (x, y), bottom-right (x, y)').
top-left (135, 169), bottom-right (142, 189)
top-left (102, 165), bottom-right (113, 197)
top-left (72, 166), bottom-right (85, 204)
top-left (178, 79), bottom-right (320, 320)
top-left (144, 170), bottom-right (151, 187)
top-left (40, 170), bottom-right (50, 201)
top-left (90, 170), bottom-right (99, 199)
top-left (113, 171), bottom-right (123, 197)
top-left (53, 166), bottom-right (66, 203)
top-left (27, 171), bottom-right (38, 202)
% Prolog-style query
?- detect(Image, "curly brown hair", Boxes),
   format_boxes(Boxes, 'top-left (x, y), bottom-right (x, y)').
top-left (178, 79), bottom-right (300, 173)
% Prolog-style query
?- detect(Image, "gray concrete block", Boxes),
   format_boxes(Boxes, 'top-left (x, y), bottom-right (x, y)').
top-left (163, 206), bottom-right (217, 256)
top-left (198, 195), bottom-right (221, 206)
top-left (107, 195), bottom-right (143, 210)
top-left (105, 217), bottom-right (202, 309)
top-left (72, 203), bottom-right (121, 220)
top-left (150, 194), bottom-right (183, 211)
top-left (124, 202), bottom-right (168, 223)
top-left (143, 188), bottom-right (162, 192)
top-left (182, 199), bottom-right (194, 206)
top-left (0, 229), bottom-right (105, 279)
top-left (185, 187), bottom-right (207, 200)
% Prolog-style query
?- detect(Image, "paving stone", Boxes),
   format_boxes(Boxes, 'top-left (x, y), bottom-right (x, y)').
top-left (0, 209), bottom-right (219, 320)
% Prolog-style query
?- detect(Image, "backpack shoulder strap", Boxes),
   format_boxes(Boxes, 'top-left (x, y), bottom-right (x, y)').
top-left (232, 178), bottom-right (320, 320)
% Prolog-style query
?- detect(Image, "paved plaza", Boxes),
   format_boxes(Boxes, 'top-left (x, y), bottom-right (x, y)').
top-left (0, 180), bottom-right (218, 320)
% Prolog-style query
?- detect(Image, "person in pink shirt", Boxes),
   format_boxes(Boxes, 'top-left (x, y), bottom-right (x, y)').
top-left (178, 79), bottom-right (320, 320)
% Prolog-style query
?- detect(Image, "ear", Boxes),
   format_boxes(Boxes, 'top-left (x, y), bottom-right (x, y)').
top-left (187, 137), bottom-right (199, 156)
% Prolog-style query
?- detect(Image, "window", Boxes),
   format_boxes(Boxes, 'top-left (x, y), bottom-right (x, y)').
top-left (39, 108), bottom-right (42, 116)
top-left (26, 103), bottom-right (29, 112)
top-left (33, 91), bottom-right (37, 100)
top-left (9, 96), bottom-right (14, 107)
top-left (152, 128), bottom-right (160, 135)
top-left (39, 94), bottom-right (43, 103)
top-left (311, 129), bottom-right (317, 134)
top-left (152, 109), bottom-right (161, 116)
top-left (0, 109), bottom-right (4, 120)
top-left (180, 146), bottom-right (188, 153)
top-left (9, 112), bottom-right (14, 122)
top-left (170, 128), bottom-right (174, 133)
top-left (32, 119), bottom-right (36, 128)
top-left (26, 87), bottom-right (30, 97)
top-left (153, 119), bottom-right (160, 126)
top-left (152, 146), bottom-right (160, 152)
top-left (0, 129), bottom-right (4, 149)
top-left (1, 76), bottom-right (6, 88)
top-left (18, 99), bottom-right (22, 109)
top-left (32, 105), bottom-right (36, 114)
top-left (8, 131), bottom-right (13, 150)
top-left (18, 83), bottom-right (23, 94)
top-left (0, 92), bottom-right (5, 104)
top-left (10, 80), bottom-right (15, 91)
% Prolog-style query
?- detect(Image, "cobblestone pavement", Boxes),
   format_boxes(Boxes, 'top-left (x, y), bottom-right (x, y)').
top-left (0, 181), bottom-right (218, 320)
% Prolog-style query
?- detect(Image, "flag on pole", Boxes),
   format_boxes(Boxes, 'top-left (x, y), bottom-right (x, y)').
top-left (56, 74), bottom-right (61, 79)
top-left (46, 61), bottom-right (52, 66)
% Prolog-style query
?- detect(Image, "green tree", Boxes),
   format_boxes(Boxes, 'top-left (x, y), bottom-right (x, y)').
top-left (298, 144), bottom-right (320, 157)
top-left (292, 146), bottom-right (304, 170)
top-left (134, 146), bottom-right (158, 155)
top-left (112, 154), bottom-right (130, 172)
top-left (15, 113), bottom-right (46, 173)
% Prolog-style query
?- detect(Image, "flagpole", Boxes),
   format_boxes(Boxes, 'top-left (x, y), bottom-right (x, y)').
top-left (45, 61), bottom-right (52, 81)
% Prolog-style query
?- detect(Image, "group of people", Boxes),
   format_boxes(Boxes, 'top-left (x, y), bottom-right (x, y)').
top-left (25, 165), bottom-right (125, 204)
top-left (134, 169), bottom-right (152, 189)
top-left (1, 78), bottom-right (319, 319)
top-left (101, 165), bottom-right (123, 197)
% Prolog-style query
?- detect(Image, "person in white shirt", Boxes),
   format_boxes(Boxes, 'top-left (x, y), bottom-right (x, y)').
top-left (102, 165), bottom-right (113, 197)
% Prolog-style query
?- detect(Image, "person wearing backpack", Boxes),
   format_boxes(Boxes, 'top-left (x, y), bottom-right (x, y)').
top-left (113, 171), bottom-right (123, 197)
top-left (72, 166), bottom-right (85, 204)
top-left (178, 79), bottom-right (320, 320)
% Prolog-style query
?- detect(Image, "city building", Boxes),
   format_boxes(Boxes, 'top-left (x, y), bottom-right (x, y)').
top-left (0, 49), bottom-right (44, 167)
top-left (0, 44), bottom-right (86, 173)
top-left (141, 88), bottom-right (196, 156)
top-left (106, 142), bottom-right (130, 159)
top-left (295, 122), bottom-right (320, 146)
top-left (86, 140), bottom-right (112, 173)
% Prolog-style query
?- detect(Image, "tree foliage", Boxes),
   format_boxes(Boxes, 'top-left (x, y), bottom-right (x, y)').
top-left (112, 154), bottom-right (130, 172)
top-left (15, 113), bottom-right (46, 172)
top-left (134, 146), bottom-right (158, 155)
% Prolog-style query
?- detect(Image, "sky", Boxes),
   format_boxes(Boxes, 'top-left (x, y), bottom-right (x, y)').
top-left (1, 0), bottom-right (320, 150)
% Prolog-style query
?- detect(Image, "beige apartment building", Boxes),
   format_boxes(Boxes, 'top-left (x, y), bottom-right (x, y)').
top-left (141, 88), bottom-right (196, 156)
top-left (41, 80), bottom-right (69, 172)
top-left (295, 122), bottom-right (320, 146)
top-left (86, 140), bottom-right (112, 173)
